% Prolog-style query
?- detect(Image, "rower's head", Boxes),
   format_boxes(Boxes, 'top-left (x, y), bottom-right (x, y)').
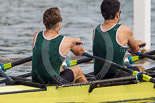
top-left (101, 0), bottom-right (121, 23)
top-left (43, 7), bottom-right (62, 31)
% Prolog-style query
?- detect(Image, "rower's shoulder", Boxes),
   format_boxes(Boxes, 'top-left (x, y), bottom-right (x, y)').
top-left (119, 25), bottom-right (133, 34)
top-left (63, 37), bottom-right (73, 41)
top-left (63, 37), bottom-right (78, 42)
top-left (33, 31), bottom-right (41, 38)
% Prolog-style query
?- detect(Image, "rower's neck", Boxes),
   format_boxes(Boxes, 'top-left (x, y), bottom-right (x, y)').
top-left (104, 20), bottom-right (118, 26)
top-left (44, 29), bottom-right (59, 39)
top-left (102, 20), bottom-right (118, 31)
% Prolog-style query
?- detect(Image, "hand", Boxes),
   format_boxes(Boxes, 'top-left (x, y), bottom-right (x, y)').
top-left (137, 66), bottom-right (145, 72)
top-left (136, 40), bottom-right (146, 48)
top-left (73, 38), bottom-right (84, 46)
top-left (127, 48), bottom-right (141, 56)
top-left (71, 46), bottom-right (85, 56)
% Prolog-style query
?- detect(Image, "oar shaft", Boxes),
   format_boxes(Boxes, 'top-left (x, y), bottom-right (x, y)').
top-left (141, 54), bottom-right (155, 60)
top-left (0, 73), bottom-right (31, 84)
top-left (83, 53), bottom-right (154, 83)
top-left (3, 56), bottom-right (32, 71)
top-left (139, 50), bottom-right (155, 59)
top-left (77, 58), bottom-right (92, 64)
top-left (18, 73), bottom-right (31, 78)
top-left (11, 56), bottom-right (32, 67)
top-left (146, 67), bottom-right (155, 72)
top-left (125, 62), bottom-right (132, 68)
top-left (0, 69), bottom-right (13, 81)
top-left (86, 54), bottom-right (133, 74)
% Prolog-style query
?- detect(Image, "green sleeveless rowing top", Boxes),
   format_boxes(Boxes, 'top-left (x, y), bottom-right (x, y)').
top-left (32, 31), bottom-right (65, 83)
top-left (93, 24), bottom-right (127, 78)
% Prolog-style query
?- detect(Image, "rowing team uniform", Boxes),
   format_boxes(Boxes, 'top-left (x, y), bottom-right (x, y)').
top-left (93, 24), bottom-right (139, 79)
top-left (32, 25), bottom-right (139, 84)
top-left (32, 31), bottom-right (74, 84)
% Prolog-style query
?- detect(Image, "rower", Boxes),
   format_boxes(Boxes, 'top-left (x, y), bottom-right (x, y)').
top-left (92, 0), bottom-right (146, 79)
top-left (31, 7), bottom-right (87, 84)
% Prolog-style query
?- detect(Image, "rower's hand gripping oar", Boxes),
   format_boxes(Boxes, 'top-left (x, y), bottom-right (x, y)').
top-left (128, 44), bottom-right (155, 63)
top-left (128, 50), bottom-right (155, 64)
top-left (82, 52), bottom-right (155, 83)
top-left (0, 56), bottom-right (32, 72)
top-left (128, 51), bottom-right (155, 61)
top-left (64, 43), bottom-right (92, 67)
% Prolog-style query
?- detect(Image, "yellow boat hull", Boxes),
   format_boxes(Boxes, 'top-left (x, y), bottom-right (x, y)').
top-left (0, 82), bottom-right (155, 103)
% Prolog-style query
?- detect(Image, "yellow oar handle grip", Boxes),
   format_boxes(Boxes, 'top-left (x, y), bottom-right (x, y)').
top-left (142, 74), bottom-right (152, 82)
top-left (1, 63), bottom-right (12, 71)
top-left (128, 56), bottom-right (139, 64)
top-left (66, 60), bottom-right (78, 67)
top-left (132, 71), bottom-right (152, 82)
top-left (61, 60), bottom-right (78, 68)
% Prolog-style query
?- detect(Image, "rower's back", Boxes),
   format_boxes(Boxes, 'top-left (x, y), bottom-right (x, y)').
top-left (93, 0), bottom-right (128, 79)
top-left (93, 24), bottom-right (127, 79)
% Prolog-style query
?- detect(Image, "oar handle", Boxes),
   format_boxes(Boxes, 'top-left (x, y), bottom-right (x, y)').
top-left (128, 51), bottom-right (155, 64)
top-left (139, 44), bottom-right (146, 48)
top-left (1, 56), bottom-right (32, 71)
top-left (66, 57), bottom-right (92, 67)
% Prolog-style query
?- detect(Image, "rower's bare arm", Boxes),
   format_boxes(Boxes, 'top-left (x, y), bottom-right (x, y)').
top-left (125, 26), bottom-right (139, 53)
top-left (92, 29), bottom-right (95, 41)
top-left (70, 38), bottom-right (86, 56)
top-left (32, 31), bottom-right (40, 49)
top-left (60, 37), bottom-right (85, 57)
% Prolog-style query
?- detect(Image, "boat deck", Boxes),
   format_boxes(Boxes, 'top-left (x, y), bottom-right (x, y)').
top-left (0, 85), bottom-right (43, 95)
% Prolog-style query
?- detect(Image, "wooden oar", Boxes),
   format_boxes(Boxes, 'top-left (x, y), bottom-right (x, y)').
top-left (1, 56), bottom-right (32, 72)
top-left (82, 53), bottom-right (155, 83)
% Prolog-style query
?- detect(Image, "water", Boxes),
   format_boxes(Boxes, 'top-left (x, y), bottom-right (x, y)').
top-left (0, 1), bottom-right (154, 71)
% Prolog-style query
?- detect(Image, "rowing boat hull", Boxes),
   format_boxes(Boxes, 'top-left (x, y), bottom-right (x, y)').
top-left (0, 82), bottom-right (155, 103)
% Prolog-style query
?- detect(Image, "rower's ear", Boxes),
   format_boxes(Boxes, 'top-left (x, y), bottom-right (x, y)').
top-left (115, 12), bottom-right (120, 18)
top-left (57, 22), bottom-right (62, 29)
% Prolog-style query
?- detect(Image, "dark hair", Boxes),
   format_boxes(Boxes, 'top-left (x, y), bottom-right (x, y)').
top-left (43, 7), bottom-right (62, 29)
top-left (101, 0), bottom-right (120, 20)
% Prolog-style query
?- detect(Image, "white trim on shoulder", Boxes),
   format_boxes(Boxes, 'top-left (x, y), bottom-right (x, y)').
top-left (93, 26), bottom-right (97, 41)
top-left (116, 29), bottom-right (128, 48)
top-left (59, 36), bottom-right (66, 58)
top-left (43, 31), bottom-right (60, 40)
top-left (32, 32), bottom-right (40, 50)
top-left (100, 24), bottom-right (117, 32)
